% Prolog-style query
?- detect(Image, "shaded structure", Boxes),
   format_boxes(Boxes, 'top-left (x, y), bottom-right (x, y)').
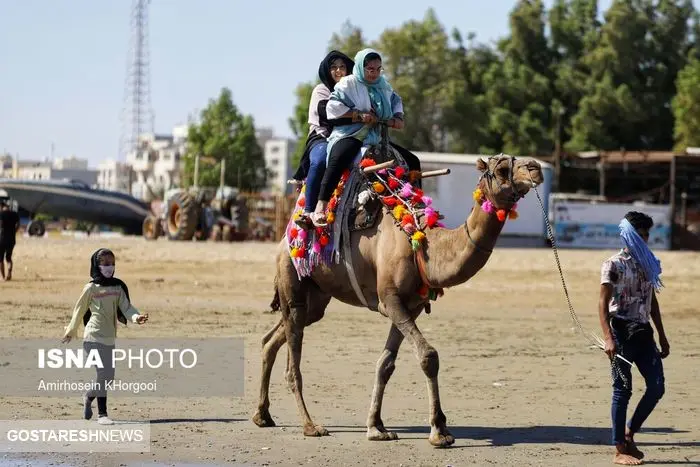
top-left (544, 150), bottom-right (700, 249)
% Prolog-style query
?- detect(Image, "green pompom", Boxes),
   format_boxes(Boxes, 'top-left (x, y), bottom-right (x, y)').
top-left (411, 239), bottom-right (421, 251)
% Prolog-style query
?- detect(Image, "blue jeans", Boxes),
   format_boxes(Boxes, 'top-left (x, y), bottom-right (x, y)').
top-left (304, 141), bottom-right (327, 214)
top-left (610, 318), bottom-right (665, 445)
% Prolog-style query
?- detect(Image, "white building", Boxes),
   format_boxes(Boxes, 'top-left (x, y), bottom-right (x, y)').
top-left (264, 138), bottom-right (297, 195)
top-left (125, 125), bottom-right (186, 200)
top-left (8, 156), bottom-right (98, 187)
top-left (53, 156), bottom-right (88, 170)
top-left (97, 160), bottom-right (133, 193)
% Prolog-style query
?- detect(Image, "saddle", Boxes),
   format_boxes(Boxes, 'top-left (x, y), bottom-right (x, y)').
top-left (285, 136), bottom-right (445, 307)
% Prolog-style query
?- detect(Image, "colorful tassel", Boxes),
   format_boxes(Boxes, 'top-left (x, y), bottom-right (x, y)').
top-left (400, 183), bottom-right (413, 198)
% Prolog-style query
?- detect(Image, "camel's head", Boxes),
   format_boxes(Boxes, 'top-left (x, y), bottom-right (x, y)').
top-left (475, 154), bottom-right (544, 210)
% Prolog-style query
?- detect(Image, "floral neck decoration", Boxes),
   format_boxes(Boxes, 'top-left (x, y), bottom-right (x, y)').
top-left (471, 187), bottom-right (518, 222)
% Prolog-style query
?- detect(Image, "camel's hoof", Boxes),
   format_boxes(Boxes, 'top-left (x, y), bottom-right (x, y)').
top-left (303, 424), bottom-right (329, 437)
top-left (252, 410), bottom-right (276, 428)
top-left (429, 430), bottom-right (455, 447)
top-left (366, 427), bottom-right (399, 441)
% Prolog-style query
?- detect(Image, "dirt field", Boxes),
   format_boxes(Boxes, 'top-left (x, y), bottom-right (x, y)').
top-left (0, 234), bottom-right (698, 467)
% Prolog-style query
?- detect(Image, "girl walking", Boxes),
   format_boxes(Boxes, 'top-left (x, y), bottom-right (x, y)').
top-left (62, 248), bottom-right (148, 424)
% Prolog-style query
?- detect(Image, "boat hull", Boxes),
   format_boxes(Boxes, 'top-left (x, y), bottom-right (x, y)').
top-left (0, 179), bottom-right (150, 234)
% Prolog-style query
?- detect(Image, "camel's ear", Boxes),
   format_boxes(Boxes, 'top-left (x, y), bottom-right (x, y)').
top-left (476, 158), bottom-right (488, 173)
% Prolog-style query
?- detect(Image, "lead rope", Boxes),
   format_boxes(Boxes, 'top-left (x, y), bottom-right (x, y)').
top-left (528, 176), bottom-right (631, 389)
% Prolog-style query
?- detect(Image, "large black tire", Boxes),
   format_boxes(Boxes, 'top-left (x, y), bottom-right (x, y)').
top-left (142, 215), bottom-right (162, 240)
top-left (166, 191), bottom-right (198, 241)
top-left (27, 220), bottom-right (46, 237)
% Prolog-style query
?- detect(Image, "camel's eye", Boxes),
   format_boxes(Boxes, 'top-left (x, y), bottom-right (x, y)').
top-left (497, 166), bottom-right (509, 179)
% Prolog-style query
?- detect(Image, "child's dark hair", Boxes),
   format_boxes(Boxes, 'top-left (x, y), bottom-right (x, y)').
top-left (625, 211), bottom-right (653, 231)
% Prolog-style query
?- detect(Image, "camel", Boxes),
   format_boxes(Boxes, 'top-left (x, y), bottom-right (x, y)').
top-left (252, 153), bottom-right (545, 447)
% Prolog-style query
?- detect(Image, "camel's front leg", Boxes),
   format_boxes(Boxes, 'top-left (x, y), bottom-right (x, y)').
top-left (284, 299), bottom-right (329, 437)
top-left (366, 324), bottom-right (403, 441)
top-left (382, 292), bottom-right (454, 447)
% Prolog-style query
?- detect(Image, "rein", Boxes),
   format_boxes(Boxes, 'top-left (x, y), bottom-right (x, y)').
top-left (527, 171), bottom-right (632, 388)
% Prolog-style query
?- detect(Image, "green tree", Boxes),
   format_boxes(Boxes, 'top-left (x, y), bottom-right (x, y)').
top-left (672, 56), bottom-right (700, 149)
top-left (327, 20), bottom-right (368, 57)
top-left (184, 88), bottom-right (267, 191)
top-left (288, 82), bottom-right (315, 170)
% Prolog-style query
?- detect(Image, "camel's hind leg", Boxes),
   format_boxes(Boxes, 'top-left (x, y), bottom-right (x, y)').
top-left (366, 324), bottom-right (404, 441)
top-left (283, 276), bottom-right (330, 437)
top-left (252, 320), bottom-right (286, 427)
top-left (252, 254), bottom-right (330, 433)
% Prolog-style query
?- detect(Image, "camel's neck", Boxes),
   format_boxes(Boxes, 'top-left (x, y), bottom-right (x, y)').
top-left (425, 202), bottom-right (506, 288)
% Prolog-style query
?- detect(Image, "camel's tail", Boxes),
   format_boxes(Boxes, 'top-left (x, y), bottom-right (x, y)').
top-left (269, 276), bottom-right (281, 312)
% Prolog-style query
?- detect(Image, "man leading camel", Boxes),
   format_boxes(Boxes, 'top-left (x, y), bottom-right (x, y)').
top-left (0, 200), bottom-right (20, 281)
top-left (598, 211), bottom-right (669, 465)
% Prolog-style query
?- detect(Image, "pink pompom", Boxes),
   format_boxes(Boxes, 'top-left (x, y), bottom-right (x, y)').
top-left (424, 207), bottom-right (435, 218)
top-left (421, 195), bottom-right (432, 206)
top-left (403, 223), bottom-right (416, 235)
top-left (312, 242), bottom-right (321, 254)
top-left (400, 183), bottom-right (413, 198)
top-left (481, 199), bottom-right (495, 214)
top-left (298, 229), bottom-right (307, 241)
top-left (378, 169), bottom-right (388, 175)
top-left (437, 221), bottom-right (446, 228)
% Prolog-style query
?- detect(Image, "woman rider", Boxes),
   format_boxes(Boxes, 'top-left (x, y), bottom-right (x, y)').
top-left (292, 50), bottom-right (355, 229)
top-left (309, 48), bottom-right (421, 227)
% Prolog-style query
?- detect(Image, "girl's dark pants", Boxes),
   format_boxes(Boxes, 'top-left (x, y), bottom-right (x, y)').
top-left (84, 341), bottom-right (115, 417)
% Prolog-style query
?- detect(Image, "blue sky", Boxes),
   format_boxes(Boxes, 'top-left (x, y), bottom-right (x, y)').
top-left (0, 0), bottom-right (647, 167)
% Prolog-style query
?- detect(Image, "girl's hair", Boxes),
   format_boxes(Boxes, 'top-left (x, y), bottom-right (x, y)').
top-left (96, 248), bottom-right (115, 262)
top-left (364, 52), bottom-right (381, 65)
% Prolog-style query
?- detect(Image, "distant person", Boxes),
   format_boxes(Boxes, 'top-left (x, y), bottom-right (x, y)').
top-left (598, 211), bottom-right (669, 466)
top-left (62, 248), bottom-right (149, 425)
top-left (0, 201), bottom-right (20, 281)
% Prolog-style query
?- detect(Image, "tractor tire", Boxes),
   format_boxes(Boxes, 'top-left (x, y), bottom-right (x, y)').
top-left (166, 191), bottom-right (198, 241)
top-left (142, 215), bottom-right (162, 240)
top-left (27, 220), bottom-right (46, 237)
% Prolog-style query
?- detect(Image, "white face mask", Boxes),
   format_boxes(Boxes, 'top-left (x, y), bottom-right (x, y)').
top-left (99, 265), bottom-right (115, 278)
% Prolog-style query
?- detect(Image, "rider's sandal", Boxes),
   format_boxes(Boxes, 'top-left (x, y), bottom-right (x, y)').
top-left (311, 212), bottom-right (328, 228)
top-left (294, 213), bottom-right (314, 230)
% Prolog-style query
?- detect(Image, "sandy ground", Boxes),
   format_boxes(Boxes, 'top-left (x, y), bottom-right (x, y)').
top-left (0, 234), bottom-right (698, 467)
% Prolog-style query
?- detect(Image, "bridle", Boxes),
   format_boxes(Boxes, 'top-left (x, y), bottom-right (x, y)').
top-left (478, 154), bottom-right (525, 207)
top-left (465, 154), bottom-right (525, 254)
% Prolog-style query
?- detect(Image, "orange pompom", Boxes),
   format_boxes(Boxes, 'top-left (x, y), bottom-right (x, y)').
top-left (509, 209), bottom-right (519, 220)
top-left (401, 213), bottom-right (413, 227)
top-left (496, 209), bottom-right (506, 222)
top-left (326, 212), bottom-right (335, 224)
top-left (297, 197), bottom-right (305, 208)
top-left (372, 181), bottom-right (385, 193)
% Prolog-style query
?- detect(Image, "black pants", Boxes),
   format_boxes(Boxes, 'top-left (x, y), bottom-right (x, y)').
top-left (0, 239), bottom-right (15, 262)
top-left (84, 341), bottom-right (115, 416)
top-left (319, 138), bottom-right (423, 202)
